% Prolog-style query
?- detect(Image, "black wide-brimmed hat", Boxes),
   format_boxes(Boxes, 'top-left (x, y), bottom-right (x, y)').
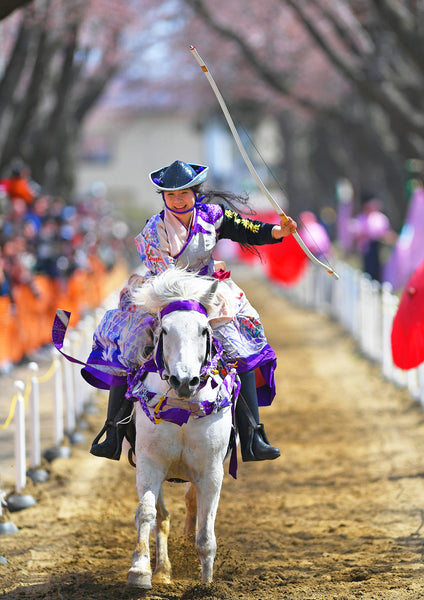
top-left (149, 160), bottom-right (209, 191)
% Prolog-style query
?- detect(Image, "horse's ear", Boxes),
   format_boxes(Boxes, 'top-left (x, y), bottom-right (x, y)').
top-left (210, 278), bottom-right (219, 297)
top-left (207, 278), bottom-right (219, 307)
top-left (200, 278), bottom-right (219, 311)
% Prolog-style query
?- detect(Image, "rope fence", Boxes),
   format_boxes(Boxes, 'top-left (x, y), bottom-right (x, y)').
top-left (1, 256), bottom-right (419, 524)
top-left (0, 262), bottom-right (127, 523)
top-left (0, 326), bottom-right (93, 493)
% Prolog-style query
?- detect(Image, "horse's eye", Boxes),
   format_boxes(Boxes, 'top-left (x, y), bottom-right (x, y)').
top-left (202, 328), bottom-right (208, 337)
top-left (162, 328), bottom-right (168, 336)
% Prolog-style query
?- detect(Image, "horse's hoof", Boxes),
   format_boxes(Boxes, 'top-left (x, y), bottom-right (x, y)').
top-left (153, 572), bottom-right (172, 585)
top-left (127, 569), bottom-right (152, 589)
top-left (153, 574), bottom-right (172, 585)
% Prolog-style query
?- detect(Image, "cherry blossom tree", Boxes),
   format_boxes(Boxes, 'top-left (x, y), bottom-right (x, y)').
top-left (0, 0), bottom-right (156, 197)
top-left (0, 0), bottom-right (33, 21)
top-left (181, 0), bottom-right (424, 225)
top-left (0, 0), bottom-right (421, 226)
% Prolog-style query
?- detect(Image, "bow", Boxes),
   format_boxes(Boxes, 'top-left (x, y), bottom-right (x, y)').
top-left (190, 45), bottom-right (339, 280)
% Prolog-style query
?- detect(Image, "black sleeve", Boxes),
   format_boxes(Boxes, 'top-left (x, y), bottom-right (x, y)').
top-left (217, 206), bottom-right (283, 246)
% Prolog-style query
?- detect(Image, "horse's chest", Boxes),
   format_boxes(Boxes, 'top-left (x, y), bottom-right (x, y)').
top-left (135, 401), bottom-right (232, 479)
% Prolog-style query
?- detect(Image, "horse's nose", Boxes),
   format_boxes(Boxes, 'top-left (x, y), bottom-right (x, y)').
top-left (169, 375), bottom-right (200, 397)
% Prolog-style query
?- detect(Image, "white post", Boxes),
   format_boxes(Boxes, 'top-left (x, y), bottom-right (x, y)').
top-left (381, 282), bottom-right (394, 381)
top-left (371, 280), bottom-right (382, 363)
top-left (70, 330), bottom-right (83, 419)
top-left (82, 315), bottom-right (95, 355)
top-left (79, 318), bottom-right (93, 408)
top-left (63, 339), bottom-right (76, 437)
top-left (418, 364), bottom-right (424, 408)
top-left (53, 356), bottom-right (64, 447)
top-left (358, 275), bottom-right (371, 356)
top-left (407, 369), bottom-right (420, 401)
top-left (28, 362), bottom-right (41, 469)
top-left (13, 381), bottom-right (26, 494)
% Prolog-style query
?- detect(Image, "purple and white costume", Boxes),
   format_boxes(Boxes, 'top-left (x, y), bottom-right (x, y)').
top-left (83, 202), bottom-right (282, 406)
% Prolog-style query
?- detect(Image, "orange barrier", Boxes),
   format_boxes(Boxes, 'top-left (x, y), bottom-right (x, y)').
top-left (0, 260), bottom-right (129, 368)
top-left (0, 296), bottom-right (22, 364)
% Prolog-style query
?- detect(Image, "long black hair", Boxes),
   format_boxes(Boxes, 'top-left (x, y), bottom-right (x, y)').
top-left (158, 185), bottom-right (264, 258)
top-left (195, 186), bottom-right (262, 258)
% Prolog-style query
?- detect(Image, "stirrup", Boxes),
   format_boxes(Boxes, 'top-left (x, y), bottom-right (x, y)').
top-left (91, 420), bottom-right (113, 446)
top-left (90, 420), bottom-right (124, 460)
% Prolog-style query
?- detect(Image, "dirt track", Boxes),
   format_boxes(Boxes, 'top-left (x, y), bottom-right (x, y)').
top-left (2, 275), bottom-right (424, 599)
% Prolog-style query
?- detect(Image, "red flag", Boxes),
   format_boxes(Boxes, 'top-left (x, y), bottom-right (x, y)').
top-left (263, 233), bottom-right (308, 286)
top-left (391, 258), bottom-right (424, 369)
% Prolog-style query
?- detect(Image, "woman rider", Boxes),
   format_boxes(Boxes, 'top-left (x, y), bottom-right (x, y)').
top-left (87, 160), bottom-right (297, 463)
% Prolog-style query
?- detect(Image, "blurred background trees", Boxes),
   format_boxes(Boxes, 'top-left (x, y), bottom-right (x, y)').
top-left (0, 0), bottom-right (33, 21)
top-left (182, 0), bottom-right (424, 228)
top-left (0, 0), bottom-right (422, 230)
top-left (0, 0), bottom-right (133, 198)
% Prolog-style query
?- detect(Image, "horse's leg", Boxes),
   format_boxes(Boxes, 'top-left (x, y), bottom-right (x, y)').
top-left (184, 482), bottom-right (197, 540)
top-left (152, 485), bottom-right (172, 585)
top-left (195, 466), bottom-right (224, 584)
top-left (127, 468), bottom-right (164, 590)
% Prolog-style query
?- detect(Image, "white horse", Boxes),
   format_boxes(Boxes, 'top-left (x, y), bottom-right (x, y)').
top-left (124, 269), bottom-right (238, 589)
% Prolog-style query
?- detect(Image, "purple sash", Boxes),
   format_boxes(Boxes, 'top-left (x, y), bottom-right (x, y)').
top-left (52, 309), bottom-right (127, 389)
top-left (52, 308), bottom-right (239, 478)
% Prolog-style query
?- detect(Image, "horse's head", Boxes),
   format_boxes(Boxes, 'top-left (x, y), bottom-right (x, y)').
top-left (159, 300), bottom-right (212, 398)
top-left (131, 269), bottom-right (219, 398)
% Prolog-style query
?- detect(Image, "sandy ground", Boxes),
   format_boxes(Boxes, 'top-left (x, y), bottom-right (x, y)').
top-left (2, 275), bottom-right (424, 600)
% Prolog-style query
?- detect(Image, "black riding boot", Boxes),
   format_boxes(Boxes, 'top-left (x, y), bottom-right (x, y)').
top-left (236, 370), bottom-right (280, 462)
top-left (90, 384), bottom-right (132, 460)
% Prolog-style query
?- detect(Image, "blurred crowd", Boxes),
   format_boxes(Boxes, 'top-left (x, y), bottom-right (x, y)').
top-left (0, 159), bottom-right (131, 311)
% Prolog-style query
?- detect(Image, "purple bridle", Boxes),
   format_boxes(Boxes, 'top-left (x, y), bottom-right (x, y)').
top-left (155, 300), bottom-right (210, 376)
top-left (160, 300), bottom-right (207, 319)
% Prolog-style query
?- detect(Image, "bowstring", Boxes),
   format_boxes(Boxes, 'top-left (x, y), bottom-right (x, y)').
top-left (234, 117), bottom-right (336, 269)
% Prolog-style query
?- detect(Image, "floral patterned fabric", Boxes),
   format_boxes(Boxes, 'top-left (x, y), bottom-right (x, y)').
top-left (84, 202), bottom-right (277, 405)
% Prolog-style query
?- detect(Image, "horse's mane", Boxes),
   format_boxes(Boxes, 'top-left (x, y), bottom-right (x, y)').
top-left (130, 269), bottom-right (219, 315)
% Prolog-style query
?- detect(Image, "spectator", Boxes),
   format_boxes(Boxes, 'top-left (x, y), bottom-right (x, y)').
top-left (350, 194), bottom-right (396, 282)
top-left (25, 195), bottom-right (51, 233)
top-left (0, 171), bottom-right (128, 328)
top-left (2, 197), bottom-right (28, 241)
top-left (297, 211), bottom-right (332, 261)
top-left (3, 159), bottom-right (37, 206)
top-left (2, 236), bottom-right (39, 298)
top-left (0, 251), bottom-right (13, 303)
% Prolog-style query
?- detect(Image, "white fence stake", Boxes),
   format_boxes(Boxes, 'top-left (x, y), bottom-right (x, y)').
top-left (70, 330), bottom-right (84, 419)
top-left (370, 280), bottom-right (382, 363)
top-left (28, 362), bottom-right (41, 470)
top-left (62, 340), bottom-right (76, 438)
top-left (62, 338), bottom-right (86, 445)
top-left (13, 381), bottom-right (26, 494)
top-left (7, 380), bottom-right (37, 512)
top-left (418, 365), bottom-right (424, 408)
top-left (53, 356), bottom-right (64, 447)
top-left (43, 351), bottom-right (71, 463)
top-left (381, 283), bottom-right (395, 380)
top-left (407, 369), bottom-right (420, 401)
